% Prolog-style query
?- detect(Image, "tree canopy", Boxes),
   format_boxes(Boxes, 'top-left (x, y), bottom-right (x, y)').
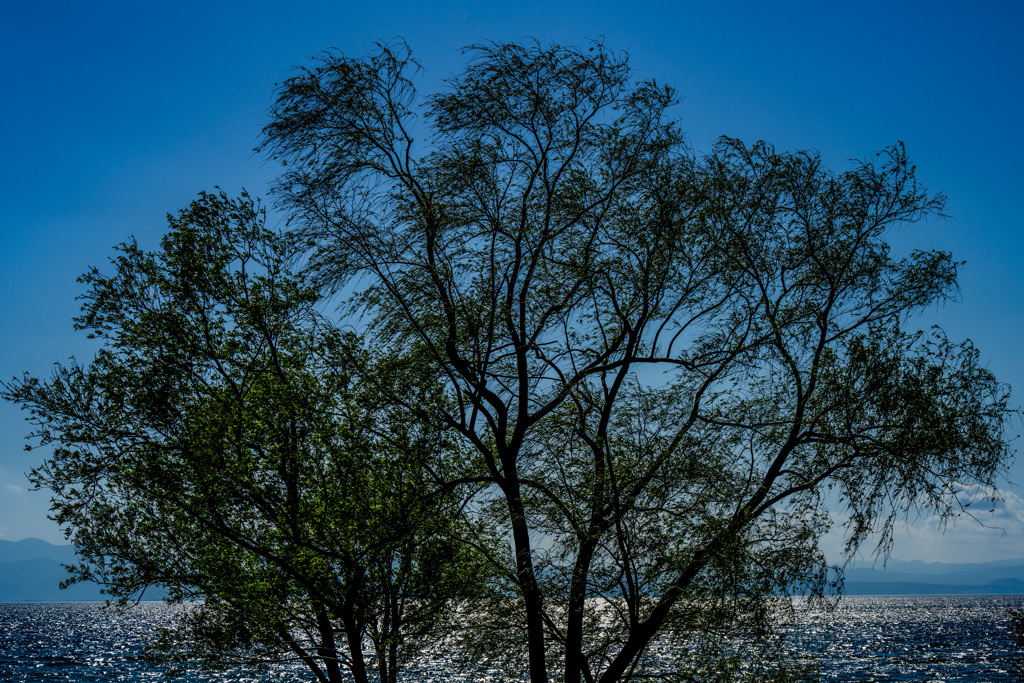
top-left (4, 40), bottom-right (1016, 683)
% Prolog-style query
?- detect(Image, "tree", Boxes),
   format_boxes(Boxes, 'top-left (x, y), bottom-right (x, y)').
top-left (2, 191), bottom-right (486, 683)
top-left (258, 40), bottom-right (1015, 683)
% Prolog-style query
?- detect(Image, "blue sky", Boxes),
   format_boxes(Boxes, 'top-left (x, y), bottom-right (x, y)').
top-left (1, 0), bottom-right (1022, 564)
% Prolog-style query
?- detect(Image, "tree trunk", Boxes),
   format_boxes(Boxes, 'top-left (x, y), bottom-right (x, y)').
top-left (316, 608), bottom-right (355, 683)
top-left (504, 473), bottom-right (548, 683)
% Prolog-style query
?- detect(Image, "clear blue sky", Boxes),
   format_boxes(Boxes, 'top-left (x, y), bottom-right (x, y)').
top-left (1, 0), bottom-right (1022, 563)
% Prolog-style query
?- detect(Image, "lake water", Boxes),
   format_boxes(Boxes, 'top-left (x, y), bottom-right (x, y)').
top-left (1, 596), bottom-right (1022, 681)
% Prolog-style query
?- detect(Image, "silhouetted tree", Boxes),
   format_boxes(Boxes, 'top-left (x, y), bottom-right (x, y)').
top-left (260, 40), bottom-right (1013, 683)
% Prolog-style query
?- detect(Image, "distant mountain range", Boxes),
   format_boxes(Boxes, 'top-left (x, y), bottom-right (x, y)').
top-left (842, 557), bottom-right (1024, 595)
top-left (2, 538), bottom-right (1023, 601)
top-left (0, 539), bottom-right (106, 601)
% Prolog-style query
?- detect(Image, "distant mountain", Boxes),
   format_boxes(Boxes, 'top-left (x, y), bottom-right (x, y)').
top-left (859, 557), bottom-right (1024, 577)
top-left (4, 538), bottom-right (1024, 600)
top-left (0, 558), bottom-right (109, 601)
top-left (0, 538), bottom-right (76, 564)
top-left (0, 538), bottom-right (104, 601)
top-left (841, 557), bottom-right (1024, 595)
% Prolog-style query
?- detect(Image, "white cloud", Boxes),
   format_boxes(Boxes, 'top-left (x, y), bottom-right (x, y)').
top-left (819, 485), bottom-right (1024, 565)
top-left (4, 484), bottom-right (25, 494)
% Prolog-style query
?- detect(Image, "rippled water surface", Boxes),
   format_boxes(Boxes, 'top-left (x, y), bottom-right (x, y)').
top-left (1, 597), bottom-right (1021, 681)
top-left (786, 595), bottom-right (1024, 681)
